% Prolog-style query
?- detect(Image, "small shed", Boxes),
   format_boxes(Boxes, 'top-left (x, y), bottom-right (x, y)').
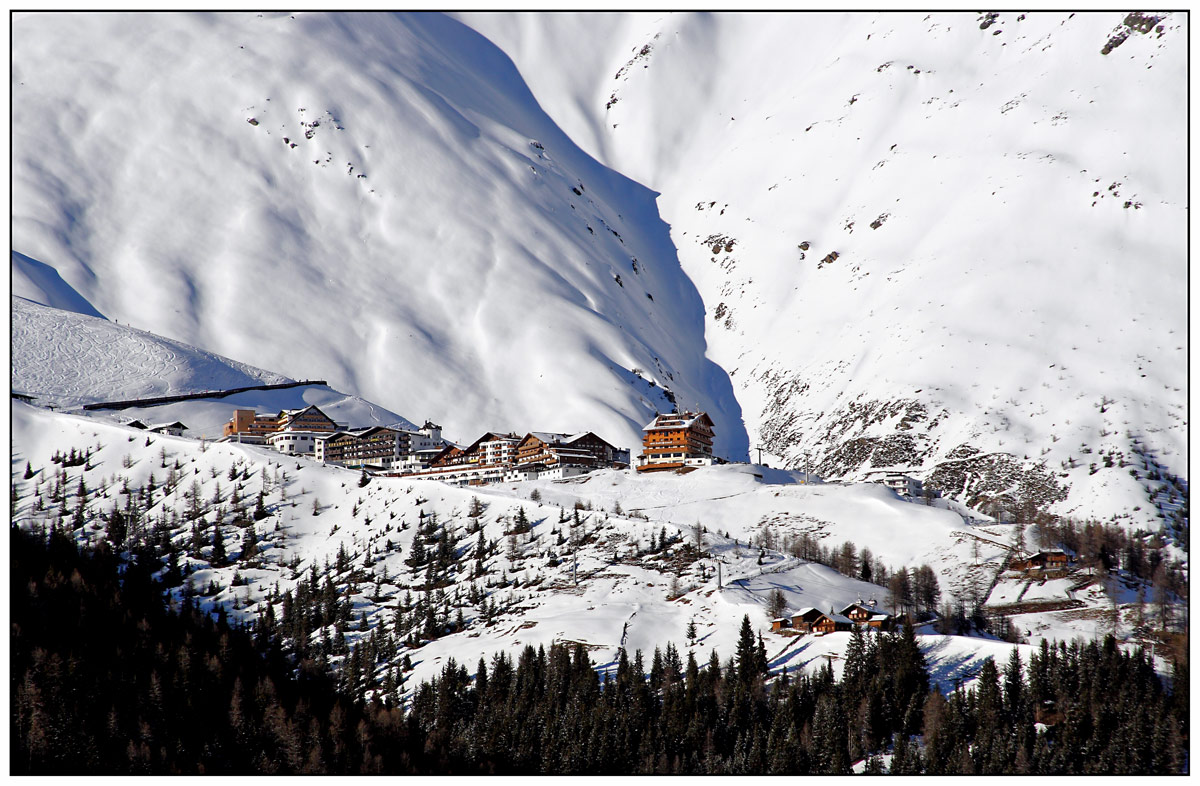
top-left (770, 617), bottom-right (792, 632)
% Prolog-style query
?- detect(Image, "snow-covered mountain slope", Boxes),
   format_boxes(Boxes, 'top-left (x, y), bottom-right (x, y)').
top-left (459, 11), bottom-right (1188, 530)
top-left (12, 399), bottom-right (1037, 697)
top-left (11, 11), bottom-right (747, 460)
top-left (12, 297), bottom-right (415, 436)
top-left (486, 464), bottom-right (1007, 602)
top-left (12, 295), bottom-right (290, 407)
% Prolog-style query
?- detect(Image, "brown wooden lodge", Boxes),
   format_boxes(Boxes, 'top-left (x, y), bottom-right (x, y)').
top-left (1009, 550), bottom-right (1070, 573)
top-left (636, 411), bottom-right (716, 473)
top-left (772, 602), bottom-right (893, 635)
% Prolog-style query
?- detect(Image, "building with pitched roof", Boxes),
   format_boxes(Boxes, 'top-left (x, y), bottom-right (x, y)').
top-left (636, 411), bottom-right (715, 473)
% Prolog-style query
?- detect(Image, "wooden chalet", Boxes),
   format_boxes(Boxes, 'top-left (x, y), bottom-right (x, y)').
top-left (277, 405), bottom-right (338, 433)
top-left (429, 444), bottom-right (469, 468)
top-left (770, 617), bottom-right (792, 632)
top-left (514, 432), bottom-right (612, 469)
top-left (1034, 699), bottom-right (1064, 726)
top-left (1010, 550), bottom-right (1070, 572)
top-left (223, 404), bottom-right (338, 440)
top-left (790, 608), bottom-right (826, 634)
top-left (636, 411), bottom-right (715, 473)
top-left (839, 602), bottom-right (893, 631)
top-left (812, 612), bottom-right (854, 636)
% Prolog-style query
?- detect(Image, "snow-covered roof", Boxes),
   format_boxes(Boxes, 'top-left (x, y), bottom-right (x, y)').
top-left (527, 431), bottom-right (574, 445)
top-left (147, 421), bottom-right (187, 431)
top-left (642, 411), bottom-right (713, 432)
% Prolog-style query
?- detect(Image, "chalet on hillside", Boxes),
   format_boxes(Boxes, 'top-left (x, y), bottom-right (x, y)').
top-left (839, 602), bottom-right (893, 631)
top-left (221, 404), bottom-right (340, 445)
top-left (790, 608), bottom-right (826, 634)
top-left (1010, 550), bottom-right (1070, 572)
top-left (124, 419), bottom-right (187, 436)
top-left (429, 444), bottom-right (469, 468)
top-left (277, 405), bottom-right (339, 433)
top-left (147, 421), bottom-right (188, 437)
top-left (770, 617), bottom-right (792, 632)
top-left (812, 612), bottom-right (854, 636)
top-left (636, 411), bottom-right (715, 473)
top-left (514, 431), bottom-right (619, 470)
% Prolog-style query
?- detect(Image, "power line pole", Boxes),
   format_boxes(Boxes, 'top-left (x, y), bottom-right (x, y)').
top-left (754, 445), bottom-right (763, 465)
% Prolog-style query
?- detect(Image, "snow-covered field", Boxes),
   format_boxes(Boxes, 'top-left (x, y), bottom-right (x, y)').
top-left (487, 464), bottom-right (1011, 603)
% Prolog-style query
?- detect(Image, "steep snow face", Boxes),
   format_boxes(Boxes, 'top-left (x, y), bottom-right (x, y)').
top-left (12, 12), bottom-right (747, 461)
top-left (13, 250), bottom-right (106, 319)
top-left (459, 11), bottom-right (1188, 529)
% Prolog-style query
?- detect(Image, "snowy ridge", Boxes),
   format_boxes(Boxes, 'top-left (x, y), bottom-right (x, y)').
top-left (12, 296), bottom-right (291, 408)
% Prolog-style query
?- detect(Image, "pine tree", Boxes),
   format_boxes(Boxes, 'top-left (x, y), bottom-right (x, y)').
top-left (241, 525), bottom-right (258, 561)
top-left (1003, 646), bottom-right (1024, 719)
top-left (212, 525), bottom-right (227, 566)
top-left (735, 615), bottom-right (757, 689)
top-left (106, 509), bottom-right (128, 549)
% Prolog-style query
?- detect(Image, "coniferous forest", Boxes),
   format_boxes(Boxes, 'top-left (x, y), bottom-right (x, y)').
top-left (11, 525), bottom-right (1188, 775)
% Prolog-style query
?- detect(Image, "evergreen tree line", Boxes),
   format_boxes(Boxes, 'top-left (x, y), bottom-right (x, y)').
top-left (11, 525), bottom-right (1187, 774)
